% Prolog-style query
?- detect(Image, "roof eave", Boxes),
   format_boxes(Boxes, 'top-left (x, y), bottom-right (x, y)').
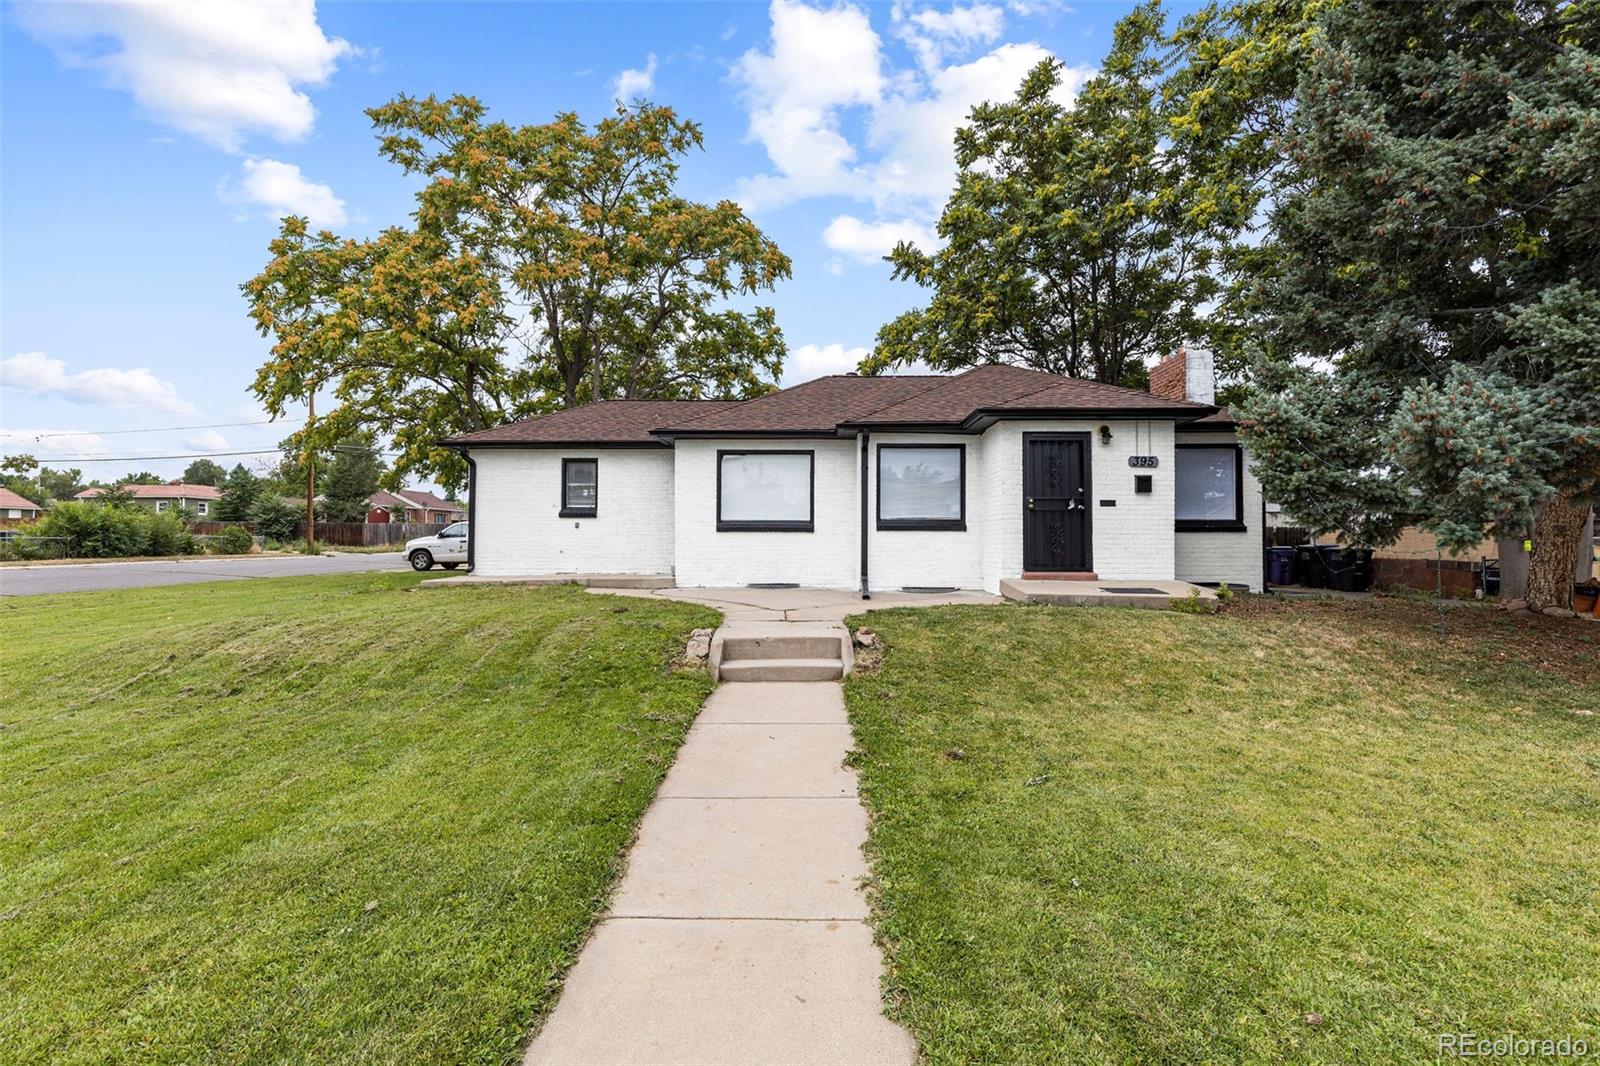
top-left (651, 428), bottom-right (845, 442)
top-left (962, 405), bottom-right (1220, 431)
top-left (441, 438), bottom-right (669, 450)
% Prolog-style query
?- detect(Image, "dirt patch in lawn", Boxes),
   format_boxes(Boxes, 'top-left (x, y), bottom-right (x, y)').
top-left (1228, 592), bottom-right (1600, 684)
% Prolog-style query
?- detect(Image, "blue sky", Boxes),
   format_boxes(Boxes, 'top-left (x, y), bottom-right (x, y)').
top-left (0, 0), bottom-right (1164, 487)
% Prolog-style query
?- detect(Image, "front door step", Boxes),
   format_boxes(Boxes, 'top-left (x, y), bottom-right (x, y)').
top-left (710, 626), bottom-right (851, 682)
top-left (1021, 570), bottom-right (1100, 581)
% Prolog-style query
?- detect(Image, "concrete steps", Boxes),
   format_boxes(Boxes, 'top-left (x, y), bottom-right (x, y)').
top-left (718, 657), bottom-right (845, 682)
top-left (711, 628), bottom-right (850, 683)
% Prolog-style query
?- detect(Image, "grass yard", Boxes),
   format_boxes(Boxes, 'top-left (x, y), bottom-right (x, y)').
top-left (845, 597), bottom-right (1600, 1064)
top-left (0, 574), bottom-right (718, 1065)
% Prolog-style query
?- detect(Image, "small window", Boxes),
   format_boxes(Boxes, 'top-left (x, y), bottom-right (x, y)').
top-left (1175, 446), bottom-right (1244, 530)
top-left (155, 500), bottom-right (168, 513)
top-left (877, 444), bottom-right (964, 530)
top-left (717, 451), bottom-right (814, 531)
top-left (562, 459), bottom-right (598, 517)
top-left (196, 501), bottom-right (209, 516)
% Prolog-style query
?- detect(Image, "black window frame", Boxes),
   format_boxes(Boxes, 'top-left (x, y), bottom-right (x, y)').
top-left (560, 457), bottom-right (599, 518)
top-left (716, 449), bottom-right (815, 532)
top-left (1173, 443), bottom-right (1246, 532)
top-left (876, 442), bottom-right (966, 532)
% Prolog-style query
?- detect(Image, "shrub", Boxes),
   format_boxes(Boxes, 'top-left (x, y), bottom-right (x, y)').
top-left (146, 511), bottom-right (197, 556)
top-left (33, 502), bottom-right (150, 558)
top-left (1169, 589), bottom-right (1219, 614)
top-left (249, 495), bottom-right (300, 543)
top-left (214, 526), bottom-right (254, 555)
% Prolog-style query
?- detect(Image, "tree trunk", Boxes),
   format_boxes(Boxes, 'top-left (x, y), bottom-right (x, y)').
top-left (1524, 488), bottom-right (1588, 610)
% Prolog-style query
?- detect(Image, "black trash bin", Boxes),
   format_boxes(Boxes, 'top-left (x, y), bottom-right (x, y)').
top-left (1327, 547), bottom-right (1374, 592)
top-left (1293, 545), bottom-right (1324, 587)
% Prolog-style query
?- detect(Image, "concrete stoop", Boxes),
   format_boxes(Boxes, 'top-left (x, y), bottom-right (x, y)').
top-left (999, 577), bottom-right (1218, 609)
top-left (710, 625), bottom-right (852, 682)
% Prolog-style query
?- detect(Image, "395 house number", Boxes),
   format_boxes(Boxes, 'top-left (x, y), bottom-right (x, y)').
top-left (1127, 455), bottom-right (1159, 468)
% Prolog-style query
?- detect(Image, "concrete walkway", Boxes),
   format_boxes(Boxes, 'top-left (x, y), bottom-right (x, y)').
top-left (524, 681), bottom-right (916, 1065)
top-left (590, 583), bottom-right (1000, 622)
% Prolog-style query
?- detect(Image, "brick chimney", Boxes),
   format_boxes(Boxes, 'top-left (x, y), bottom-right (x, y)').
top-left (1149, 347), bottom-right (1215, 405)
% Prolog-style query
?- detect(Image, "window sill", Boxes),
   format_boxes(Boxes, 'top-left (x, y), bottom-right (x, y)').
top-left (1175, 520), bottom-right (1247, 533)
top-left (717, 521), bottom-right (814, 533)
top-left (877, 519), bottom-right (966, 532)
top-left (559, 509), bottom-right (597, 519)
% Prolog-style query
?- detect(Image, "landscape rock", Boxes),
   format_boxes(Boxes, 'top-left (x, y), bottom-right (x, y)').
top-left (685, 628), bottom-right (714, 660)
top-left (1502, 598), bottom-right (1528, 612)
top-left (1541, 606), bottom-right (1577, 619)
top-left (854, 628), bottom-right (878, 649)
top-left (1508, 608), bottom-right (1534, 619)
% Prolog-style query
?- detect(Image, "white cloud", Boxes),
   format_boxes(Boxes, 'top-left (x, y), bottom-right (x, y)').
top-left (17, 0), bottom-right (352, 152)
top-left (223, 158), bottom-right (348, 227)
top-left (1, 352), bottom-right (196, 416)
top-left (613, 52), bottom-right (659, 98)
top-left (822, 214), bottom-right (936, 261)
top-left (784, 342), bottom-right (870, 384)
top-left (868, 42), bottom-right (1090, 210)
top-left (183, 430), bottom-right (231, 451)
top-left (732, 0), bottom-right (887, 207)
top-left (894, 1), bottom-right (1005, 72)
top-left (0, 429), bottom-right (112, 462)
top-left (732, 1), bottom-right (1093, 224)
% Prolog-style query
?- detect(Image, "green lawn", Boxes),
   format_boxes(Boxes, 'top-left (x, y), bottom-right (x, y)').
top-left (845, 599), bottom-right (1600, 1064)
top-left (0, 574), bottom-right (718, 1065)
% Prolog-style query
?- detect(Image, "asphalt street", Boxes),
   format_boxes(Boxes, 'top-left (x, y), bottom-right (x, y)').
top-left (0, 552), bottom-right (409, 597)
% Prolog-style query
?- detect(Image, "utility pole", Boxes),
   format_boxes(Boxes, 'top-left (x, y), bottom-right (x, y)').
top-left (305, 389), bottom-right (316, 554)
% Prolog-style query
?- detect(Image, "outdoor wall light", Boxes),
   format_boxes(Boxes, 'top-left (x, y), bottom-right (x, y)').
top-left (1098, 424), bottom-right (1113, 445)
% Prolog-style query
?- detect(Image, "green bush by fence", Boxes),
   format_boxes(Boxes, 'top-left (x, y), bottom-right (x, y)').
top-left (24, 502), bottom-right (206, 559)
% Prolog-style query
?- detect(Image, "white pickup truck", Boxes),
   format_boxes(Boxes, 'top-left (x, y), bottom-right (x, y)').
top-left (405, 522), bottom-right (468, 571)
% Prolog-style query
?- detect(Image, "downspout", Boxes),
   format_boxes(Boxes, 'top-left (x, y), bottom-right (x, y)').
top-left (1259, 482), bottom-right (1267, 593)
top-left (859, 429), bottom-right (871, 600)
top-left (465, 450), bottom-right (478, 574)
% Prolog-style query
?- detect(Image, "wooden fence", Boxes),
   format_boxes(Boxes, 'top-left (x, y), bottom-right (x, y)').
top-left (292, 521), bottom-right (445, 546)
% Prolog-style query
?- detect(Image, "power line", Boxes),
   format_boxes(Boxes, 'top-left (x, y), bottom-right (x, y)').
top-left (20, 420), bottom-right (282, 439)
top-left (21, 446), bottom-right (404, 463)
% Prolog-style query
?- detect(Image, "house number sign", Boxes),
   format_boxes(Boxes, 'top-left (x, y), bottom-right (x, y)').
top-left (1127, 455), bottom-right (1159, 468)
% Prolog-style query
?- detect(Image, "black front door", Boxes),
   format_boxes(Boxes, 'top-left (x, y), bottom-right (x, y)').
top-left (1023, 433), bottom-right (1091, 572)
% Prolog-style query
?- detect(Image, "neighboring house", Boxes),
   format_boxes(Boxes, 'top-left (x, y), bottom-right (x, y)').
top-left (365, 489), bottom-right (466, 525)
top-left (0, 487), bottom-right (44, 519)
top-left (445, 352), bottom-right (1266, 593)
top-left (74, 483), bottom-right (222, 516)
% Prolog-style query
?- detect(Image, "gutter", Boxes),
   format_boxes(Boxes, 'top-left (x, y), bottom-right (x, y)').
top-left (859, 428), bottom-right (871, 600)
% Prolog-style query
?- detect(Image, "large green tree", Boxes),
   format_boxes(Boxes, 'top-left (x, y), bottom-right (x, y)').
top-left (321, 435), bottom-right (385, 523)
top-left (216, 464), bottom-right (264, 523)
top-left (245, 98), bottom-right (792, 493)
top-left (1, 454), bottom-right (45, 506)
top-left (869, 5), bottom-right (1231, 388)
top-left (1238, 0), bottom-right (1600, 608)
top-left (181, 459), bottom-right (228, 487)
top-left (37, 466), bottom-right (83, 502)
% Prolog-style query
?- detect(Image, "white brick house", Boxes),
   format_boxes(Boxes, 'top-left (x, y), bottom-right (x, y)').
top-left (448, 353), bottom-right (1264, 594)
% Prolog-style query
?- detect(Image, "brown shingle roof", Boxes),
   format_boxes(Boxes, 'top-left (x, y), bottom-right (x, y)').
top-left (0, 487), bottom-right (42, 510)
top-left (1182, 406), bottom-right (1237, 430)
top-left (658, 375), bottom-right (947, 435)
top-left (76, 483), bottom-right (223, 500)
top-left (395, 489), bottom-right (462, 511)
top-left (447, 400), bottom-right (741, 445)
top-left (449, 366), bottom-right (1217, 447)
